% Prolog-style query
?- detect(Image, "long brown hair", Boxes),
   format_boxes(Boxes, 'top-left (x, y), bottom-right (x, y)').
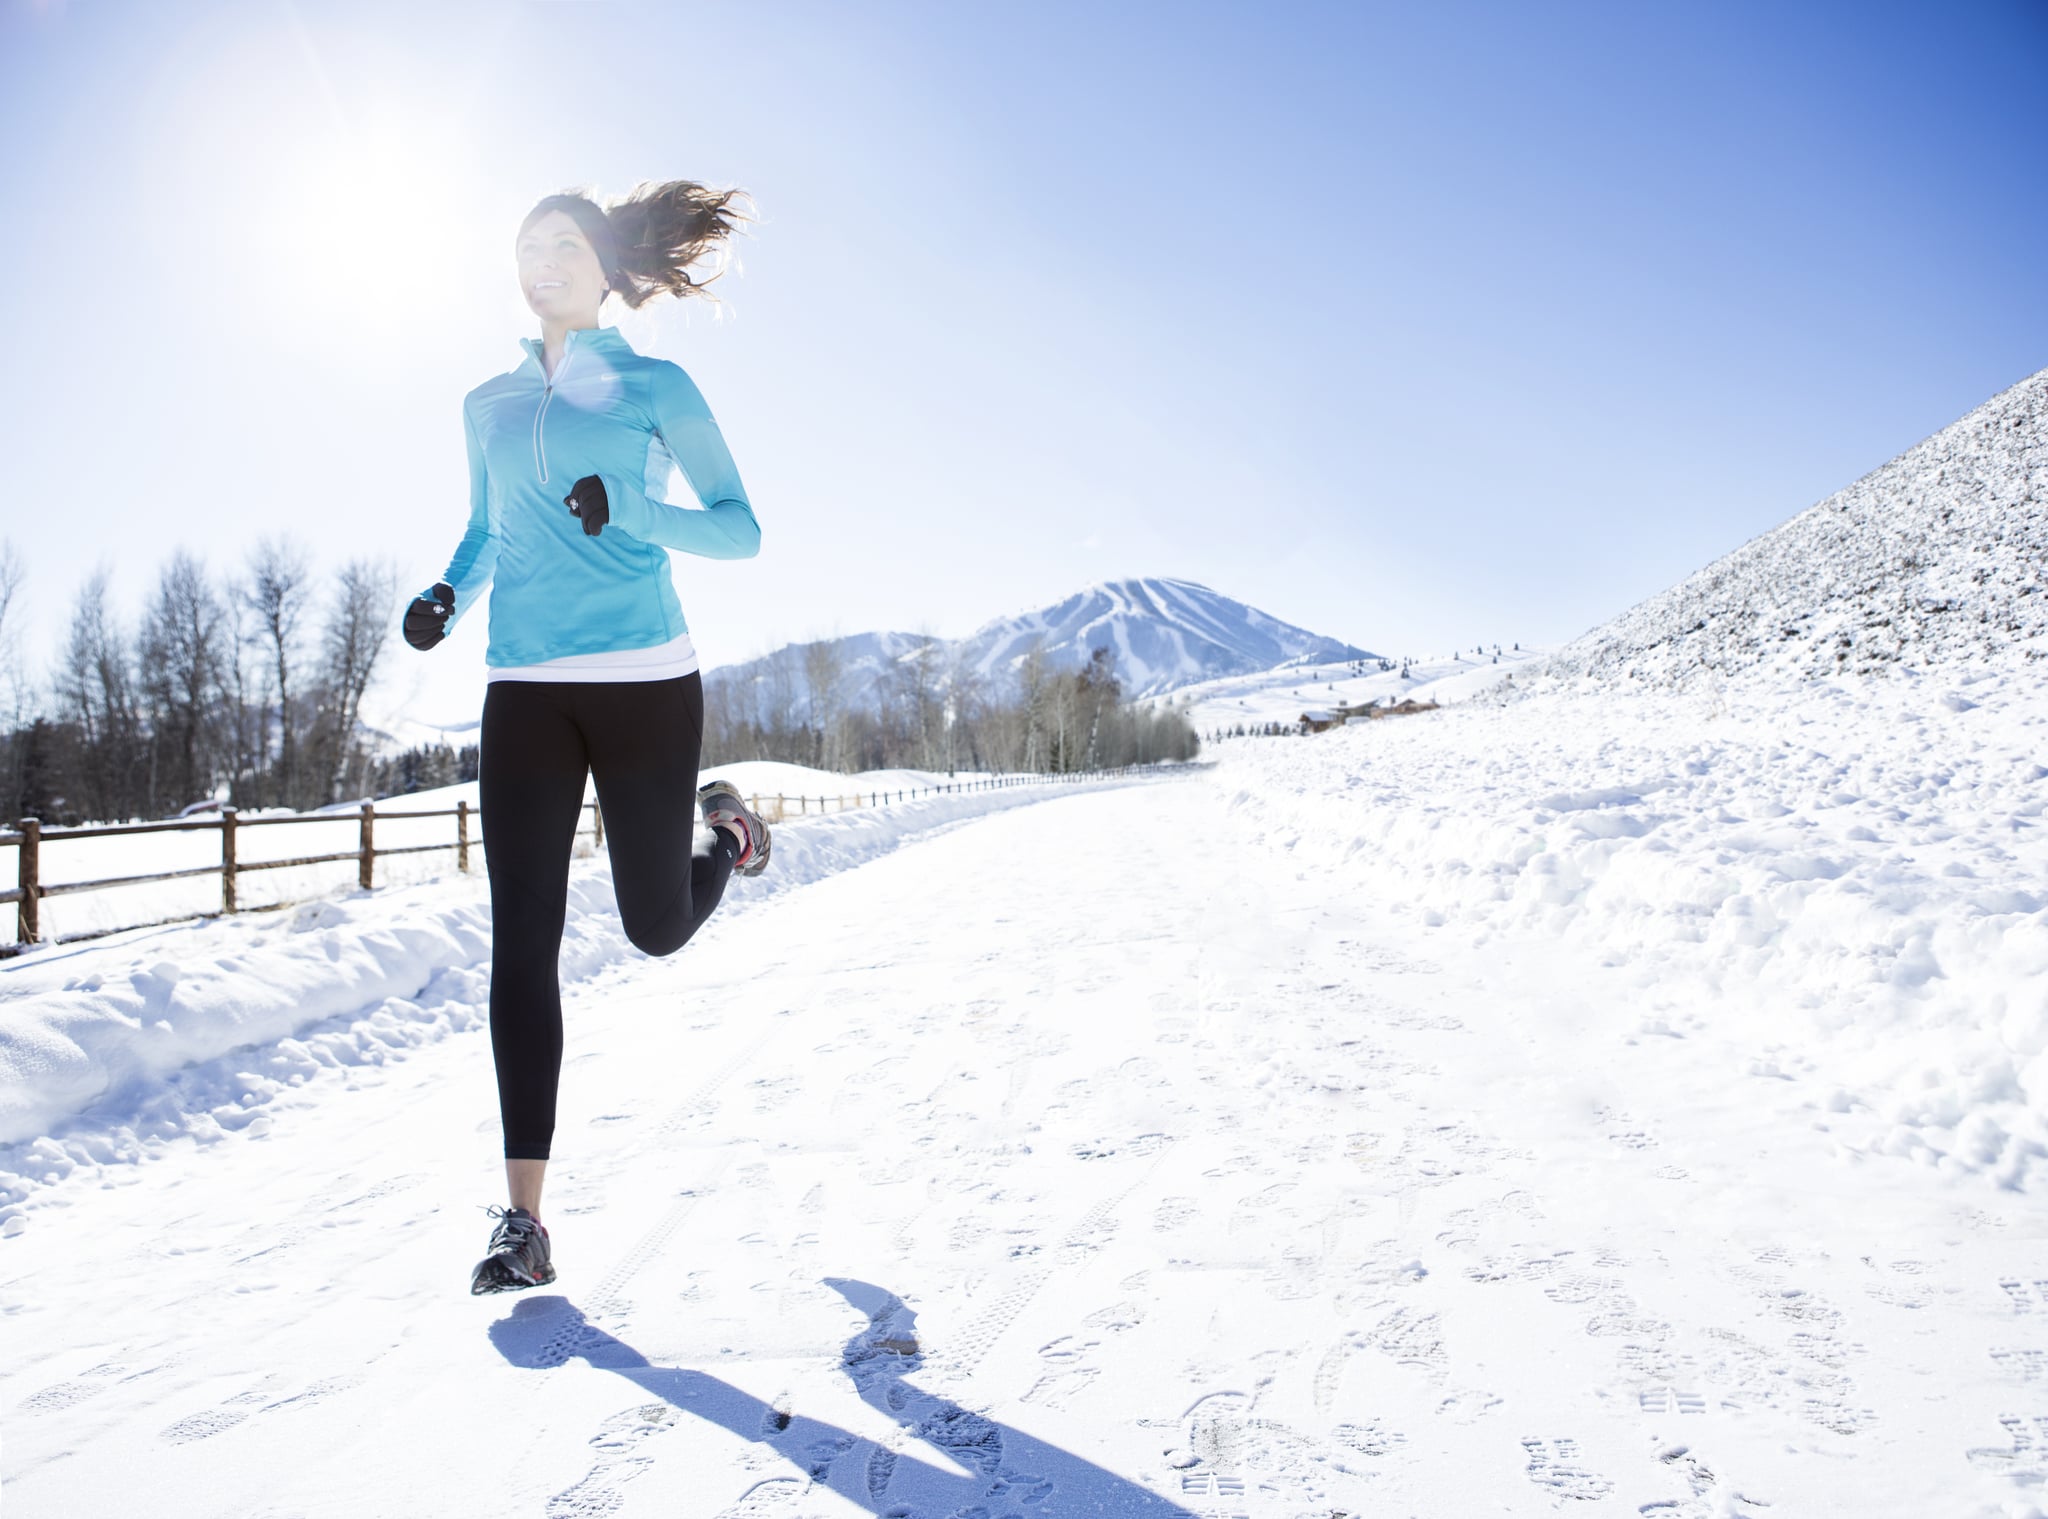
top-left (521, 180), bottom-right (754, 309)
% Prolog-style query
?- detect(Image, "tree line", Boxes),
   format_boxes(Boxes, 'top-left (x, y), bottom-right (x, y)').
top-left (0, 538), bottom-right (403, 826)
top-left (705, 640), bottom-right (1199, 774)
top-left (0, 538), bottom-right (1200, 827)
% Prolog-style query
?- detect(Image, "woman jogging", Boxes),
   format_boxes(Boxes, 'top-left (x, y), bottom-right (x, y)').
top-left (403, 180), bottom-right (771, 1295)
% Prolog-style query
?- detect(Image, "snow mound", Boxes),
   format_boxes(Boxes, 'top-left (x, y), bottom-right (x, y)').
top-left (1224, 667), bottom-right (2048, 1189)
top-left (1532, 366), bottom-right (2047, 690)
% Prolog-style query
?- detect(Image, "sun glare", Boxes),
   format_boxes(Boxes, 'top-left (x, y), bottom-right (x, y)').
top-left (257, 112), bottom-right (493, 350)
top-left (136, 17), bottom-right (501, 364)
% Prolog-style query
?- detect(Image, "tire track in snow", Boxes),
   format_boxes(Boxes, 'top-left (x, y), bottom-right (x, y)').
top-left (523, 1024), bottom-right (813, 1517)
top-left (925, 1141), bottom-right (1178, 1391)
top-left (535, 1027), bottom-right (774, 1368)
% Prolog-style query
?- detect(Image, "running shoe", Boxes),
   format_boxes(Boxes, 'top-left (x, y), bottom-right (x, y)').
top-left (470, 1205), bottom-right (555, 1295)
top-left (697, 779), bottom-right (772, 877)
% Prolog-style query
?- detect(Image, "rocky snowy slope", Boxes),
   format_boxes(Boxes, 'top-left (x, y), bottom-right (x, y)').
top-left (1527, 365), bottom-right (2047, 690)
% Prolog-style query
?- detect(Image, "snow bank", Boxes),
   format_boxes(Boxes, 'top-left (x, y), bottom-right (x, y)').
top-left (1223, 666), bottom-right (2048, 1188)
top-left (9, 763), bottom-right (1036, 944)
top-left (0, 769), bottom-right (1167, 1230)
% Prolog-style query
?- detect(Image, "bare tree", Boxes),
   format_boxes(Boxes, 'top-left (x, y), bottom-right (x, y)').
top-left (314, 557), bottom-right (397, 803)
top-left (1075, 645), bottom-right (1119, 768)
top-left (55, 567), bottom-right (141, 821)
top-left (761, 644), bottom-right (800, 760)
top-left (245, 536), bottom-right (311, 807)
top-left (218, 585), bottom-right (268, 807)
top-left (0, 540), bottom-right (32, 819)
top-left (0, 539), bottom-right (24, 725)
top-left (887, 630), bottom-right (945, 770)
top-left (1015, 639), bottom-right (1051, 773)
top-left (800, 636), bottom-right (843, 770)
top-left (139, 550), bottom-right (227, 811)
top-left (944, 643), bottom-right (989, 775)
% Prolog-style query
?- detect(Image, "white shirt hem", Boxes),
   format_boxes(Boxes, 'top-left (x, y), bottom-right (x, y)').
top-left (488, 630), bottom-right (700, 684)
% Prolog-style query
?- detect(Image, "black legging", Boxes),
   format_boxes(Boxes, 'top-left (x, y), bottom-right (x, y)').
top-left (480, 672), bottom-right (738, 1160)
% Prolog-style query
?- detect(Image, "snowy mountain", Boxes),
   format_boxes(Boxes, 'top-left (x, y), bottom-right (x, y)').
top-left (1531, 365), bottom-right (2047, 690)
top-left (706, 577), bottom-right (1373, 709)
top-left (952, 577), bottom-right (1373, 697)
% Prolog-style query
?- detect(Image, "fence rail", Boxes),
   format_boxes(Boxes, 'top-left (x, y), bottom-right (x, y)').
top-left (3, 768), bottom-right (1133, 956)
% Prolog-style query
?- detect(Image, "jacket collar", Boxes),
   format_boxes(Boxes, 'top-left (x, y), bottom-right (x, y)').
top-left (518, 325), bottom-right (631, 371)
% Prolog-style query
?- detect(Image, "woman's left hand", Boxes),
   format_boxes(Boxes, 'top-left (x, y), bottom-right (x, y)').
top-left (565, 475), bottom-right (610, 537)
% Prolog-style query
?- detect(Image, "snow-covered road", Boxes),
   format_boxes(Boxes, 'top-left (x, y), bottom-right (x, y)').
top-left (5, 766), bottom-right (2045, 1517)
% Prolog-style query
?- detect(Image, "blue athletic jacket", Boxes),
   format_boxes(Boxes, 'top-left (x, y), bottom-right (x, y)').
top-left (425, 325), bottom-right (759, 667)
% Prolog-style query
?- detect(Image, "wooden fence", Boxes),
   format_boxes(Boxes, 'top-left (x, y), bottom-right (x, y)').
top-left (1, 768), bottom-right (1130, 956)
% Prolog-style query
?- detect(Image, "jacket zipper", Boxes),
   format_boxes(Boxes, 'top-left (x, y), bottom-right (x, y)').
top-left (530, 334), bottom-right (580, 486)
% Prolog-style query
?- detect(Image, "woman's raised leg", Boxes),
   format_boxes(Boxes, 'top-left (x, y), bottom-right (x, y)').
top-left (578, 672), bottom-right (739, 955)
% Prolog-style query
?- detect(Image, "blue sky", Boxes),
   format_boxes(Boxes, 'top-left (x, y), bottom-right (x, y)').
top-left (3, 0), bottom-right (2043, 724)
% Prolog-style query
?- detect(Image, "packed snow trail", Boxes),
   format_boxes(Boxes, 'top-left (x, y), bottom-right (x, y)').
top-left (3, 770), bottom-right (2044, 1517)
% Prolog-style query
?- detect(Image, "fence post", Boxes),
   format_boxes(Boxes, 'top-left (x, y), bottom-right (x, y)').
top-left (359, 801), bottom-right (375, 890)
top-left (593, 798), bottom-right (605, 849)
top-left (17, 817), bottom-right (38, 945)
top-left (221, 807), bottom-right (238, 914)
top-left (457, 799), bottom-right (470, 874)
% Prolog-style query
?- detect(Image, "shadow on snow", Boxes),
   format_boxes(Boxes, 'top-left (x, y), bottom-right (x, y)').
top-left (488, 1276), bottom-right (1198, 1517)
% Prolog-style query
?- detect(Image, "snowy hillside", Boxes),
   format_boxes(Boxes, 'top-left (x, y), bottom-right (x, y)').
top-left (1530, 365), bottom-right (2047, 690)
top-left (707, 578), bottom-right (1372, 711)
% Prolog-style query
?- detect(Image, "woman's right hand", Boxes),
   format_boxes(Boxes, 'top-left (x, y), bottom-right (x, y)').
top-left (404, 583), bottom-right (456, 651)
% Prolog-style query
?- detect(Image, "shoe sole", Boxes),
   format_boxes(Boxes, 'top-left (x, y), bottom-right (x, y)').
top-left (698, 782), bottom-right (770, 876)
top-left (470, 1259), bottom-right (557, 1295)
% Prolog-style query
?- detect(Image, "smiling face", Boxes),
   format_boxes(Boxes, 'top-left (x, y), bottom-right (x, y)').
top-left (517, 210), bottom-right (608, 326)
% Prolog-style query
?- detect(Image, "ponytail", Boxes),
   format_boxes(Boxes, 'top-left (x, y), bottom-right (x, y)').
top-left (521, 180), bottom-right (755, 310)
top-left (604, 180), bottom-right (752, 308)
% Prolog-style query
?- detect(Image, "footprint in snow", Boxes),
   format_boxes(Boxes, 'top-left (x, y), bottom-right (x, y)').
top-left (1520, 1436), bottom-right (1613, 1501)
top-left (1990, 1347), bottom-right (2048, 1383)
top-left (1637, 1387), bottom-right (1707, 1415)
top-left (1801, 1396), bottom-right (1877, 1436)
top-left (1965, 1412), bottom-right (2048, 1473)
top-left (160, 1407), bottom-right (248, 1444)
top-left (1998, 1278), bottom-right (2048, 1315)
top-left (1081, 1301), bottom-right (1145, 1332)
top-left (710, 1476), bottom-right (804, 1518)
top-left (1332, 1419), bottom-right (1407, 1458)
top-left (1021, 1365), bottom-right (1100, 1409)
top-left (1365, 1305), bottom-right (1446, 1372)
top-left (19, 1362), bottom-right (124, 1413)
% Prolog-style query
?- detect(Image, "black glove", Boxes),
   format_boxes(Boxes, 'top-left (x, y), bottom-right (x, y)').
top-left (403, 582), bottom-right (456, 651)
top-left (565, 474), bottom-right (610, 537)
